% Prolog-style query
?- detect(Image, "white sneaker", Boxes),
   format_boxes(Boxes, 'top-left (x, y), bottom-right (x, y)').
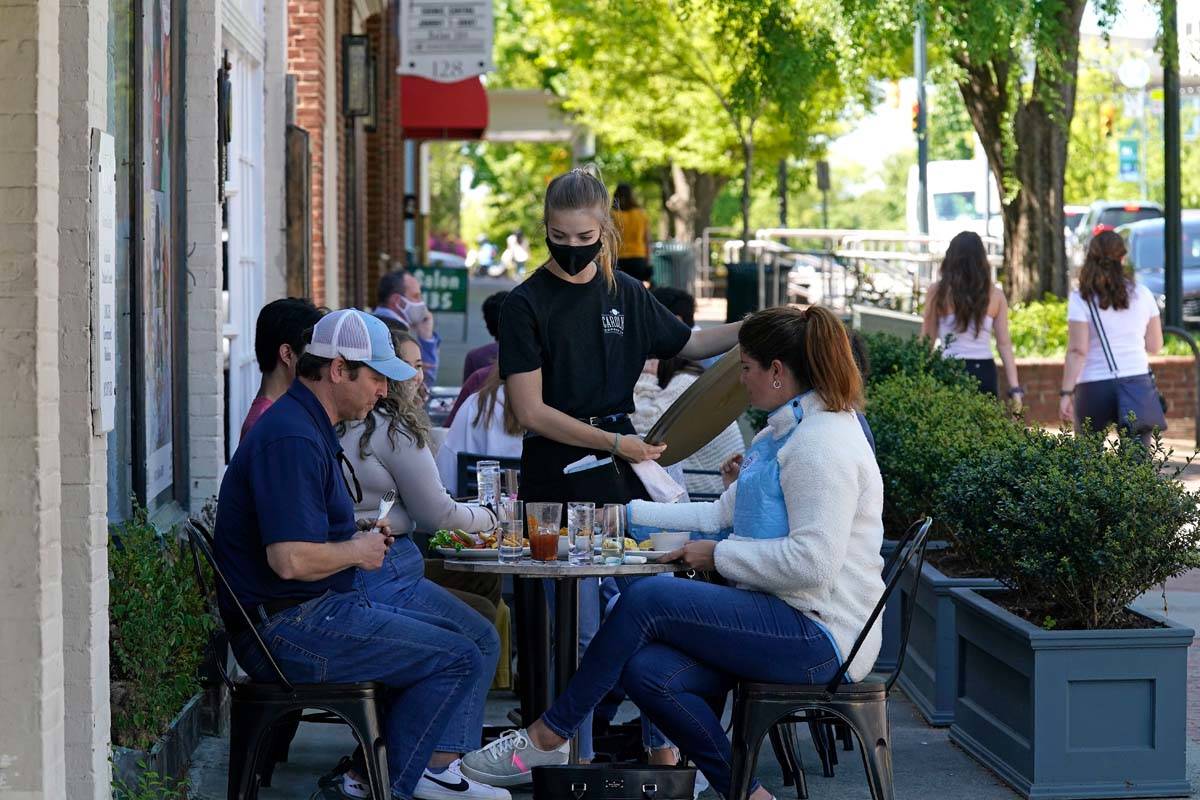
top-left (412, 758), bottom-right (512, 800)
top-left (459, 729), bottom-right (569, 787)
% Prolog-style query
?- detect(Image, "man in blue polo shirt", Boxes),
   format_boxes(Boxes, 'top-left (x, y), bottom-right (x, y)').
top-left (214, 309), bottom-right (507, 800)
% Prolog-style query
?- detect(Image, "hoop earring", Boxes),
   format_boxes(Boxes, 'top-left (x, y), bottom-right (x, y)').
top-left (772, 380), bottom-right (782, 389)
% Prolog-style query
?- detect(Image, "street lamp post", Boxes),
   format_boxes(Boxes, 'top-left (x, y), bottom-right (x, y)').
top-left (914, 4), bottom-right (929, 236)
top-left (1163, 0), bottom-right (1183, 328)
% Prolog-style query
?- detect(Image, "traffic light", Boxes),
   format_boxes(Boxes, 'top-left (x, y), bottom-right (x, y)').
top-left (1101, 102), bottom-right (1117, 138)
top-left (912, 101), bottom-right (921, 132)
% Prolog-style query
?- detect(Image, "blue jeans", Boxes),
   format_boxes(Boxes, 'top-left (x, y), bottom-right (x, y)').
top-left (231, 589), bottom-right (483, 800)
top-left (606, 575), bottom-right (673, 750)
top-left (358, 537), bottom-right (501, 753)
top-left (543, 577), bottom-right (600, 760)
top-left (541, 578), bottom-right (840, 799)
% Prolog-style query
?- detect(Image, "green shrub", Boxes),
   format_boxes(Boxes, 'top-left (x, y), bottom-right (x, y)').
top-left (866, 372), bottom-right (1019, 533)
top-left (1009, 295), bottom-right (1070, 358)
top-left (112, 763), bottom-right (188, 800)
top-left (1010, 294), bottom-right (1193, 357)
top-left (937, 427), bottom-right (1200, 629)
top-left (109, 504), bottom-right (213, 750)
top-left (859, 331), bottom-right (976, 391)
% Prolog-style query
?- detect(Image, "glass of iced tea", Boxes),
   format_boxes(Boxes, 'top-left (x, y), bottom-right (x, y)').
top-left (527, 502), bottom-right (562, 562)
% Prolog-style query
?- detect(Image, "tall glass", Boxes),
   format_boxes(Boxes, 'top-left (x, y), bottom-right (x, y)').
top-left (477, 460), bottom-right (501, 509)
top-left (567, 502), bottom-right (596, 566)
top-left (527, 502), bottom-right (563, 562)
top-left (600, 503), bottom-right (626, 564)
top-left (502, 468), bottom-right (520, 502)
top-left (497, 498), bottom-right (524, 564)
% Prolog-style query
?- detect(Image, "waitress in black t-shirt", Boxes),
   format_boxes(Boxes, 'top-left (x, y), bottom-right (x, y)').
top-left (499, 167), bottom-right (742, 507)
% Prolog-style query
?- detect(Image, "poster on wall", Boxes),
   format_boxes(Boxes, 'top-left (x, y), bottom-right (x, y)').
top-left (142, 0), bottom-right (174, 501)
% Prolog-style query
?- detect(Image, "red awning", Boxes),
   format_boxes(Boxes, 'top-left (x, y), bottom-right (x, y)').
top-left (400, 76), bottom-right (489, 140)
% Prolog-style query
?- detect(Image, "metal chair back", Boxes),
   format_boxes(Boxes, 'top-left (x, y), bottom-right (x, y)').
top-left (455, 452), bottom-right (521, 499)
top-left (822, 516), bottom-right (933, 695)
top-left (184, 518), bottom-right (295, 693)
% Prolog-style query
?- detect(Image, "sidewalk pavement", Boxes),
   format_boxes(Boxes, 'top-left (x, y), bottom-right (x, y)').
top-left (188, 570), bottom-right (1200, 799)
top-left (188, 689), bottom-right (1029, 799)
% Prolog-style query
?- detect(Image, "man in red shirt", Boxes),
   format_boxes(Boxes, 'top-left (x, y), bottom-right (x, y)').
top-left (240, 298), bottom-right (324, 441)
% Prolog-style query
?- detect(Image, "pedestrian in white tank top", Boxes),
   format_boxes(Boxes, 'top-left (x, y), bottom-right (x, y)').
top-left (921, 231), bottom-right (1023, 409)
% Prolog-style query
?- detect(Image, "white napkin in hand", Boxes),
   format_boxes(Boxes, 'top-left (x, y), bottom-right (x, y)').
top-left (631, 460), bottom-right (687, 503)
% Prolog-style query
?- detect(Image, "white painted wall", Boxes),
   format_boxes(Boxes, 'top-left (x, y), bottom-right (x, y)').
top-left (0, 0), bottom-right (68, 795)
top-left (58, 0), bottom-right (112, 795)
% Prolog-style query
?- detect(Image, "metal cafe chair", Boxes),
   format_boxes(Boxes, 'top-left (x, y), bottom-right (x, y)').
top-left (184, 518), bottom-right (391, 800)
top-left (728, 517), bottom-right (933, 800)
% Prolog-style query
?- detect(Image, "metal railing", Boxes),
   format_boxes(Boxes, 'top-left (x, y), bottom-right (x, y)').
top-left (695, 228), bottom-right (1002, 314)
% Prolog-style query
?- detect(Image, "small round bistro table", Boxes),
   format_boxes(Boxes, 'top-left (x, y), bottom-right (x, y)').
top-left (443, 558), bottom-right (685, 761)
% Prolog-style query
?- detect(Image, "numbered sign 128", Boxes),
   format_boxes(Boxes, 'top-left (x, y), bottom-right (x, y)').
top-left (412, 266), bottom-right (468, 312)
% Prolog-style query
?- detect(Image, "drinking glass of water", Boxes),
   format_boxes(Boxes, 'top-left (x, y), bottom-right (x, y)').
top-left (599, 504), bottom-right (626, 565)
top-left (502, 468), bottom-right (520, 502)
top-left (497, 498), bottom-right (524, 564)
top-left (477, 460), bottom-right (501, 509)
top-left (567, 502), bottom-right (595, 566)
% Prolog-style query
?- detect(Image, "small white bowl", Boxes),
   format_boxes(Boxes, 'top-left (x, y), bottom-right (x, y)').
top-left (650, 531), bottom-right (690, 552)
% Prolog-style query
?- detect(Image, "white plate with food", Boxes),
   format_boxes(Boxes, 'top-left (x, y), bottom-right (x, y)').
top-left (435, 546), bottom-right (530, 560)
top-left (631, 550), bottom-right (678, 560)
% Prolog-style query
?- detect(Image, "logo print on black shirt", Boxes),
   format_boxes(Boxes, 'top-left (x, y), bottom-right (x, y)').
top-left (601, 307), bottom-right (625, 336)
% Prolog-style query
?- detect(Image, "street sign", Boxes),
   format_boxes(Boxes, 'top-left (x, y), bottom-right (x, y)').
top-left (411, 265), bottom-right (468, 312)
top-left (1118, 138), bottom-right (1140, 183)
top-left (398, 0), bottom-right (493, 82)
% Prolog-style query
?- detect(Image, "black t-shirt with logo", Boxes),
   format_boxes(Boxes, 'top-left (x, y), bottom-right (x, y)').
top-left (499, 267), bottom-right (692, 418)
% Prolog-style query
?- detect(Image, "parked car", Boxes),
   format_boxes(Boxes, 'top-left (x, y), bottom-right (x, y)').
top-left (1117, 212), bottom-right (1200, 316)
top-left (1070, 200), bottom-right (1162, 268)
top-left (1063, 204), bottom-right (1089, 234)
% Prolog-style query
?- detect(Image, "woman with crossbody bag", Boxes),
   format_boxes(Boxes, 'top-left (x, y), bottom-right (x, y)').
top-left (1060, 230), bottom-right (1165, 443)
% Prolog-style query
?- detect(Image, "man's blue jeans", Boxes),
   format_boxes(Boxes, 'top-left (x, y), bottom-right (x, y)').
top-left (358, 537), bottom-right (501, 753)
top-left (541, 577), bottom-right (841, 799)
top-left (231, 588), bottom-right (483, 800)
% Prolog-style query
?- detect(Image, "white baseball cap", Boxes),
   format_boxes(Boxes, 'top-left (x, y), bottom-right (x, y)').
top-left (305, 309), bottom-right (418, 382)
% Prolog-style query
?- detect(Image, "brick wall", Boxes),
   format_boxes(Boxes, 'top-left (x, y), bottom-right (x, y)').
top-left (287, 0), bottom-right (328, 303)
top-left (57, 0), bottom-right (112, 795)
top-left (0, 0), bottom-right (68, 795)
top-left (997, 356), bottom-right (1198, 425)
top-left (363, 5), bottom-right (404, 298)
top-left (186, 0), bottom-right (225, 510)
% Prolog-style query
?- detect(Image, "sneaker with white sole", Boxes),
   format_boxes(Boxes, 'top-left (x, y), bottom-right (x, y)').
top-left (458, 729), bottom-right (569, 787)
top-left (412, 758), bottom-right (512, 800)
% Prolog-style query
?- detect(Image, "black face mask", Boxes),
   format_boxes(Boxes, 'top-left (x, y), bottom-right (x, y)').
top-left (545, 237), bottom-right (602, 276)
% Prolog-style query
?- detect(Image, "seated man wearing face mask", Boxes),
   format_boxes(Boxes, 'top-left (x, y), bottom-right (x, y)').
top-left (374, 268), bottom-right (441, 387)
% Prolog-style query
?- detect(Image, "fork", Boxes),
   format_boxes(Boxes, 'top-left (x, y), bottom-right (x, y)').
top-left (375, 489), bottom-right (396, 528)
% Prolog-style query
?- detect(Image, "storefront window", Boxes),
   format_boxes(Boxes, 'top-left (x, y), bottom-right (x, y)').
top-left (108, 0), bottom-right (187, 519)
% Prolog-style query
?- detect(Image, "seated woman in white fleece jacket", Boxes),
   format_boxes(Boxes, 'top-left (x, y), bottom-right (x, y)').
top-left (461, 306), bottom-right (885, 800)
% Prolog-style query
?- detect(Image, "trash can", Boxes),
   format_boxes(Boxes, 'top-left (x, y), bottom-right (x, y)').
top-left (650, 241), bottom-right (696, 291)
top-left (725, 262), bottom-right (789, 322)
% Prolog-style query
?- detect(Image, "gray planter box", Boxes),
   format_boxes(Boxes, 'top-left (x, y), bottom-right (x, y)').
top-left (113, 692), bottom-right (204, 792)
top-left (896, 560), bottom-right (1001, 726)
top-left (877, 538), bottom-right (948, 673)
top-left (948, 588), bottom-right (1193, 800)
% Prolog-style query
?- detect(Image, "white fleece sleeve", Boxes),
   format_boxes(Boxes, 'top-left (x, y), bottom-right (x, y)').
top-left (713, 434), bottom-right (858, 593)
top-left (629, 482), bottom-right (737, 533)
